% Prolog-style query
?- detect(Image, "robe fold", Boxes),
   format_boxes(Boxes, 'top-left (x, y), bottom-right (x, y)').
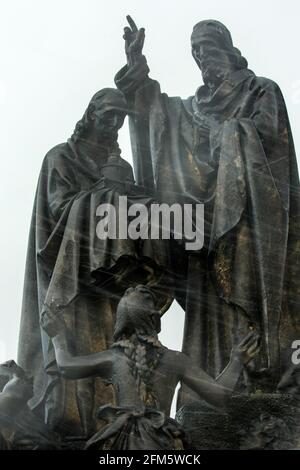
top-left (18, 140), bottom-right (117, 428)
top-left (85, 405), bottom-right (186, 450)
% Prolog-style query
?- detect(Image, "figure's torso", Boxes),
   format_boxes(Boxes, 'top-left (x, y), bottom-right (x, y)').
top-left (110, 349), bottom-right (180, 416)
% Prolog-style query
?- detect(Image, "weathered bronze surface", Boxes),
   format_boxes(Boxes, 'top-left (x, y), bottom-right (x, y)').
top-left (40, 285), bottom-right (259, 450)
top-left (17, 88), bottom-right (172, 437)
top-left (115, 16), bottom-right (300, 398)
top-left (1, 16), bottom-right (299, 450)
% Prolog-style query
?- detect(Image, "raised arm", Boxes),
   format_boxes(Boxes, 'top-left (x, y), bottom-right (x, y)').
top-left (115, 16), bottom-right (149, 96)
top-left (124, 15), bottom-right (145, 68)
top-left (179, 333), bottom-right (260, 408)
top-left (115, 16), bottom-right (167, 190)
top-left (216, 332), bottom-right (260, 389)
top-left (40, 309), bottom-right (112, 381)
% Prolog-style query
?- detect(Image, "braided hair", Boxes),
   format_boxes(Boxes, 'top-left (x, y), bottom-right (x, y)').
top-left (112, 286), bottom-right (165, 407)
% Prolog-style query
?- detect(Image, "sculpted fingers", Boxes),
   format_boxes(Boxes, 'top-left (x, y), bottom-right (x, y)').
top-left (126, 15), bottom-right (138, 33)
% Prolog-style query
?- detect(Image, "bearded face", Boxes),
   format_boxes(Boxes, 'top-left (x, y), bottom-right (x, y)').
top-left (190, 20), bottom-right (246, 89)
top-left (191, 38), bottom-right (238, 89)
top-left (193, 42), bottom-right (228, 80)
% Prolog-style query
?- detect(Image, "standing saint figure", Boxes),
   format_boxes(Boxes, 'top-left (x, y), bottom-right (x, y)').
top-left (18, 88), bottom-right (171, 437)
top-left (115, 17), bottom-right (300, 398)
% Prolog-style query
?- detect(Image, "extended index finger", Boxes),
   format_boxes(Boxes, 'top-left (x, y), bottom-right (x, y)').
top-left (126, 15), bottom-right (138, 32)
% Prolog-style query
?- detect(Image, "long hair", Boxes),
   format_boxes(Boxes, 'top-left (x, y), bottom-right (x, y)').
top-left (71, 88), bottom-right (130, 142)
top-left (71, 102), bottom-right (96, 142)
top-left (112, 286), bottom-right (164, 406)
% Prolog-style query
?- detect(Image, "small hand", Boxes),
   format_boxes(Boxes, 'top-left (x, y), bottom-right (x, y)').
top-left (40, 308), bottom-right (66, 338)
top-left (231, 332), bottom-right (261, 365)
top-left (123, 15), bottom-right (145, 66)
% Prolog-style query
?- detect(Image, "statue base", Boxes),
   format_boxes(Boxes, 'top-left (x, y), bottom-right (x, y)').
top-left (176, 393), bottom-right (300, 450)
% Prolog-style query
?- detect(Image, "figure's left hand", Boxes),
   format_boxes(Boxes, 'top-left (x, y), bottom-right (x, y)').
top-left (231, 332), bottom-right (261, 365)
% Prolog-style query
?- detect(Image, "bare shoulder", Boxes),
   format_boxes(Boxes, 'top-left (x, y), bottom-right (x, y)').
top-left (161, 348), bottom-right (187, 372)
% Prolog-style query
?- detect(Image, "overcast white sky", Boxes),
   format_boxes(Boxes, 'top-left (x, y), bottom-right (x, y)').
top-left (0, 0), bottom-right (299, 369)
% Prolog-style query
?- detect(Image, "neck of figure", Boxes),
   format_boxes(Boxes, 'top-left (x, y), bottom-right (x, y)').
top-left (77, 134), bottom-right (119, 156)
top-left (90, 132), bottom-right (117, 148)
top-left (114, 332), bottom-right (160, 346)
top-left (203, 63), bottom-right (239, 92)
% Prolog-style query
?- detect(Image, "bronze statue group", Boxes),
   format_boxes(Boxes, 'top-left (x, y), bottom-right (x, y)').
top-left (1, 16), bottom-right (299, 450)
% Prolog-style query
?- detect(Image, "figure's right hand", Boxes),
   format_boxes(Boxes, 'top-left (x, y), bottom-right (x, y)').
top-left (123, 15), bottom-right (145, 66)
top-left (40, 308), bottom-right (66, 338)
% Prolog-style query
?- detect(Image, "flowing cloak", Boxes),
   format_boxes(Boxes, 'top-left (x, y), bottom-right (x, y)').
top-left (85, 405), bottom-right (187, 450)
top-left (115, 57), bottom-right (300, 393)
top-left (17, 138), bottom-right (170, 429)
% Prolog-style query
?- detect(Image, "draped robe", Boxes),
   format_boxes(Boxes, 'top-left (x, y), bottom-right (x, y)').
top-left (115, 57), bottom-right (300, 397)
top-left (18, 138), bottom-right (170, 431)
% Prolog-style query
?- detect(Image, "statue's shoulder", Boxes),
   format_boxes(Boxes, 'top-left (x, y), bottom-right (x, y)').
top-left (252, 75), bottom-right (282, 94)
top-left (161, 348), bottom-right (184, 368)
top-left (41, 142), bottom-right (72, 169)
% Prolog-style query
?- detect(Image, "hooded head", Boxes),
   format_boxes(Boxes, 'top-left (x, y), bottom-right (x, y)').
top-left (113, 285), bottom-right (161, 341)
top-left (191, 20), bottom-right (247, 88)
top-left (72, 88), bottom-right (133, 144)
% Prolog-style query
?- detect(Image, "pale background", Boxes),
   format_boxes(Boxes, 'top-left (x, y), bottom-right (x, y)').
top-left (0, 0), bottom-right (299, 389)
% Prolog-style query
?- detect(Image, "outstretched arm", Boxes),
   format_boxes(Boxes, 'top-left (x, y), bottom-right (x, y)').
top-left (179, 357), bottom-right (233, 408)
top-left (216, 333), bottom-right (260, 389)
top-left (179, 333), bottom-right (260, 408)
top-left (40, 310), bottom-right (112, 380)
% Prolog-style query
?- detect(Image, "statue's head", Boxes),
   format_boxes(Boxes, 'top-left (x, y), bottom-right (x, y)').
top-left (72, 88), bottom-right (131, 144)
top-left (191, 20), bottom-right (248, 88)
top-left (113, 285), bottom-right (161, 341)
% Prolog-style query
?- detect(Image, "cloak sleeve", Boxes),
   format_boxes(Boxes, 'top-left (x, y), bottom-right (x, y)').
top-left (209, 78), bottom-right (300, 369)
top-left (115, 56), bottom-right (167, 191)
top-left (18, 146), bottom-right (81, 405)
top-left (250, 78), bottom-right (295, 210)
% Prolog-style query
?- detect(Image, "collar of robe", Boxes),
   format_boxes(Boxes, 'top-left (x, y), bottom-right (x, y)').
top-left (73, 138), bottom-right (110, 160)
top-left (193, 67), bottom-right (255, 112)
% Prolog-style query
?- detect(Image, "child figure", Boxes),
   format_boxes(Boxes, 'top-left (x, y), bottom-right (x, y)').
top-left (41, 285), bottom-right (260, 450)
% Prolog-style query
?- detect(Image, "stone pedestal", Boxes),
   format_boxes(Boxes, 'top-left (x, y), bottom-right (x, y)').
top-left (176, 394), bottom-right (300, 450)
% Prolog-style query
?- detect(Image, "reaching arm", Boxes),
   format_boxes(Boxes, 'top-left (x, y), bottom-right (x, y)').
top-left (180, 356), bottom-right (232, 408)
top-left (179, 333), bottom-right (260, 408)
top-left (216, 333), bottom-right (260, 389)
top-left (40, 310), bottom-right (112, 381)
